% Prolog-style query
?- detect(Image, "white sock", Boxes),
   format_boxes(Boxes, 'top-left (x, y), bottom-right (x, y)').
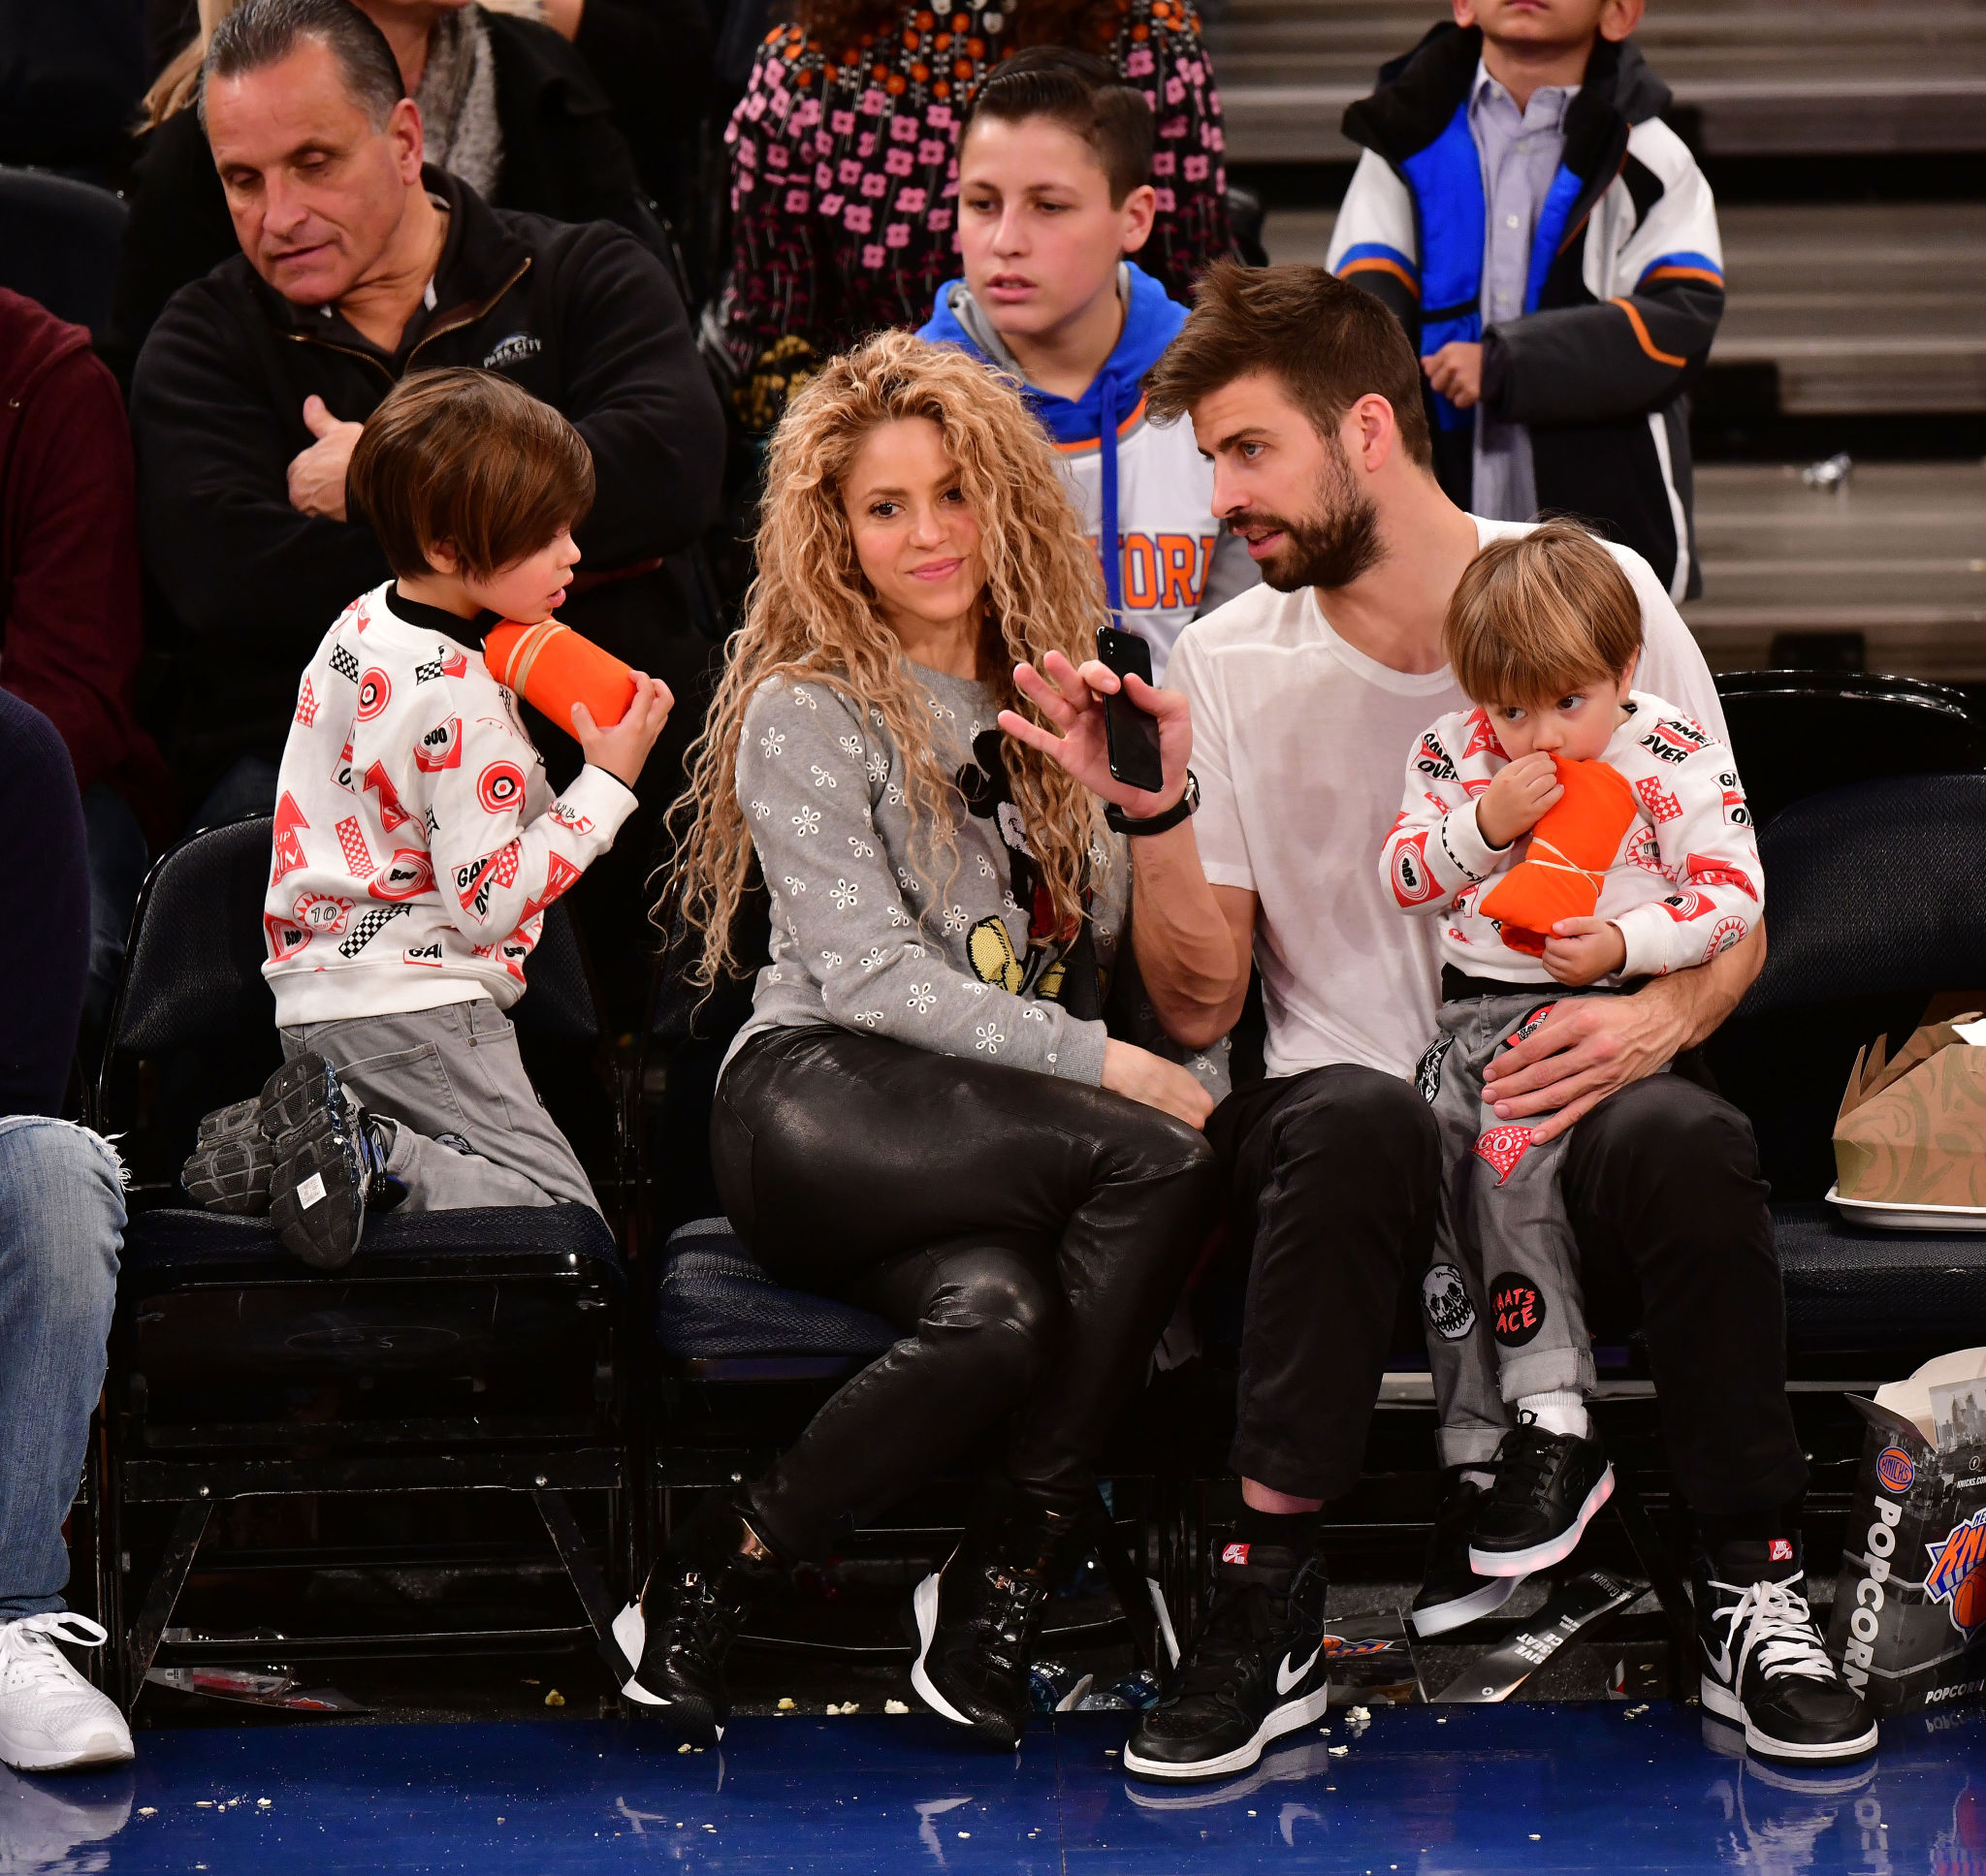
top-left (1517, 1391), bottom-right (1590, 1441)
top-left (1459, 1468), bottom-right (1496, 1493)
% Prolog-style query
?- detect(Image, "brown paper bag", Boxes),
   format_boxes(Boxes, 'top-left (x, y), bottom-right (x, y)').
top-left (1835, 1016), bottom-right (1986, 1206)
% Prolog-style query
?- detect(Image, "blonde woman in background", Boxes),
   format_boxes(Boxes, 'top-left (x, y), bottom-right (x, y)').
top-left (106, 0), bottom-right (661, 383)
top-left (621, 331), bottom-right (1219, 1752)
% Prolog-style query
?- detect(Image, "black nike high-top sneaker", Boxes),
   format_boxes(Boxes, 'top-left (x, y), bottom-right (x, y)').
top-left (1696, 1538), bottom-right (1876, 1764)
top-left (1122, 1540), bottom-right (1329, 1782)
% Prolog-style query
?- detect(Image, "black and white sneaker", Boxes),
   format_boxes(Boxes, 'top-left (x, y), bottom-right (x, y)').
top-left (912, 1496), bottom-right (1076, 1750)
top-left (261, 1054), bottom-right (402, 1269)
top-left (1121, 1542), bottom-right (1329, 1783)
top-left (180, 1097), bottom-right (274, 1214)
top-left (1412, 1468), bottom-right (1522, 1637)
top-left (606, 1496), bottom-right (786, 1745)
top-left (1696, 1540), bottom-right (1877, 1765)
top-left (1467, 1419), bottom-right (1614, 1577)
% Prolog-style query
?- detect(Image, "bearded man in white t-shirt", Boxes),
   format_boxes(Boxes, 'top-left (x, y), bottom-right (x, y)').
top-left (1004, 262), bottom-right (1836, 1781)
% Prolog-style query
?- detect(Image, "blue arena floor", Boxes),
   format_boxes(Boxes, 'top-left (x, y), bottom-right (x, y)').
top-left (4, 1701), bottom-right (1982, 1874)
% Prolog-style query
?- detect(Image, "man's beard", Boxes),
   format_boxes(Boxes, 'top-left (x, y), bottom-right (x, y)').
top-left (1228, 436), bottom-right (1385, 592)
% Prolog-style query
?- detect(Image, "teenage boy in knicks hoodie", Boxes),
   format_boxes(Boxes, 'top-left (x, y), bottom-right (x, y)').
top-left (1328, 0), bottom-right (1722, 604)
top-left (920, 48), bottom-right (1256, 684)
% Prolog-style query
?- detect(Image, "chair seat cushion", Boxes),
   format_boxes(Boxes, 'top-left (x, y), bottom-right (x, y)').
top-left (1775, 1201), bottom-right (1986, 1352)
top-left (656, 1219), bottom-right (896, 1359)
top-left (122, 1202), bottom-right (625, 1289)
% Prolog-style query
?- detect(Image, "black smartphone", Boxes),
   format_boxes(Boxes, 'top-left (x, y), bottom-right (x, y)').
top-left (1096, 625), bottom-right (1165, 795)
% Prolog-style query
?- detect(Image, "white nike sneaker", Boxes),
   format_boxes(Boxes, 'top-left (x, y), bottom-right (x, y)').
top-left (0, 1614), bottom-right (135, 1771)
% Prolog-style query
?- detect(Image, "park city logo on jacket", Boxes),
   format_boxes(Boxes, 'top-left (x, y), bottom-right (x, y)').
top-left (482, 332), bottom-right (543, 371)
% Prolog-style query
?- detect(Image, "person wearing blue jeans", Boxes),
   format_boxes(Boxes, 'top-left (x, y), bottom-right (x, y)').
top-left (0, 690), bottom-right (134, 1773)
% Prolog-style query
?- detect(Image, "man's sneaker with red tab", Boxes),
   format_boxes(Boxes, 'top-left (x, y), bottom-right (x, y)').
top-left (1696, 1537), bottom-right (1877, 1764)
top-left (1121, 1541), bottom-right (1329, 1783)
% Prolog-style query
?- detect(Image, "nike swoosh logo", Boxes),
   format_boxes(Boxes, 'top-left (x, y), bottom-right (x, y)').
top-left (1704, 1638), bottom-right (1735, 1683)
top-left (1276, 1642), bottom-right (1322, 1696)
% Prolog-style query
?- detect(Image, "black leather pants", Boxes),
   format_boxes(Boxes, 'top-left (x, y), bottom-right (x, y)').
top-left (712, 1026), bottom-right (1220, 1561)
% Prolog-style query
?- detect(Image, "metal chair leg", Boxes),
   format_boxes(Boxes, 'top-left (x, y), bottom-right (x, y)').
top-left (1611, 1473), bottom-right (1696, 1701)
top-left (1087, 1489), bottom-right (1175, 1672)
top-left (122, 1499), bottom-right (213, 1712)
top-left (535, 1489), bottom-right (622, 1651)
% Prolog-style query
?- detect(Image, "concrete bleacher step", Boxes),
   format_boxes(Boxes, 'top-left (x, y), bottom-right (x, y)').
top-left (1208, 0), bottom-right (1986, 165)
top-left (1713, 204), bottom-right (1986, 416)
top-left (1685, 461), bottom-right (1986, 679)
top-left (1259, 207), bottom-right (1986, 679)
top-left (1264, 204), bottom-right (1986, 416)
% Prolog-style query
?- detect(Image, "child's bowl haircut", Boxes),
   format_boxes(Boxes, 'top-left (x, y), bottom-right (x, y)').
top-left (1444, 521), bottom-right (1645, 709)
top-left (347, 368), bottom-right (595, 582)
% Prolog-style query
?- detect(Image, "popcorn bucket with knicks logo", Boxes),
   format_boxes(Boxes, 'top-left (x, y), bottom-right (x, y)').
top-left (1827, 1385), bottom-right (1986, 1715)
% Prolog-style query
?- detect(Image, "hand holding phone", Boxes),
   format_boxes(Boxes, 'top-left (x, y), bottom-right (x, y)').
top-left (1095, 626), bottom-right (1165, 795)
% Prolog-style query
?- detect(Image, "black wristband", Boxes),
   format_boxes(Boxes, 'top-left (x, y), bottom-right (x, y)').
top-left (1105, 770), bottom-right (1200, 836)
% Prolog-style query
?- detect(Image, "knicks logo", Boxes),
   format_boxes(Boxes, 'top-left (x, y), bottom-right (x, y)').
top-left (368, 850), bottom-right (434, 901)
top-left (356, 669), bottom-right (392, 720)
top-left (477, 761), bottom-right (526, 814)
top-left (1924, 1509), bottom-right (1986, 1638)
top-left (1876, 1447), bottom-right (1915, 1495)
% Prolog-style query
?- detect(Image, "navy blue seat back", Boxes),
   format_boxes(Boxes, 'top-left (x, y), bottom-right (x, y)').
top-left (1716, 672), bottom-right (1980, 828)
top-left (0, 167), bottom-right (126, 336)
top-left (1709, 775), bottom-right (1986, 1200)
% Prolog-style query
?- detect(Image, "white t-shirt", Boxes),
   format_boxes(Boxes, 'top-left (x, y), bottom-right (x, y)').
top-left (1168, 516), bottom-right (1729, 1082)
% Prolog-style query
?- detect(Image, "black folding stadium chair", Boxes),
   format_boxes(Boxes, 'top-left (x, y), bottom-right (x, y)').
top-left (1705, 773), bottom-right (1986, 1362)
top-left (88, 815), bottom-right (633, 1708)
top-left (1714, 671), bottom-right (1982, 828)
top-left (0, 167), bottom-right (126, 337)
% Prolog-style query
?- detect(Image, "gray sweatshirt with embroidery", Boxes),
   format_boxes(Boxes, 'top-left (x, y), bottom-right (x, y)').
top-left (722, 664), bottom-right (1127, 1086)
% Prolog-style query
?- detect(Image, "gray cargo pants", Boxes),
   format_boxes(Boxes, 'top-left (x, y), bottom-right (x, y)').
top-left (1419, 983), bottom-right (1663, 1469)
top-left (279, 999), bottom-right (597, 1214)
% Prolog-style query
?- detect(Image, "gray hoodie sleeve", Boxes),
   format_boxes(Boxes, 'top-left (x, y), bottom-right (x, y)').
top-left (736, 681), bottom-right (1109, 1084)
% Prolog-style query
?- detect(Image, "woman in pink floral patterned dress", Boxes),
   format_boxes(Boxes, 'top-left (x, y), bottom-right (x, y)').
top-left (717, 0), bottom-right (1231, 431)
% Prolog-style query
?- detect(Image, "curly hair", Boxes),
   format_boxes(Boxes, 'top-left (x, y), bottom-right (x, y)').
top-left (794, 0), bottom-right (1126, 66)
top-left (666, 331), bottom-right (1109, 988)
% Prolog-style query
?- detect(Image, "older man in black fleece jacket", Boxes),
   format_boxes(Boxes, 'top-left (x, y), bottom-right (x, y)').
top-left (129, 0), bottom-right (723, 1008)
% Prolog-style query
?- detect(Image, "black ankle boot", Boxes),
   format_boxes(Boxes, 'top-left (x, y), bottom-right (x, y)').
top-left (609, 1493), bottom-right (787, 1745)
top-left (912, 1482), bottom-right (1082, 1749)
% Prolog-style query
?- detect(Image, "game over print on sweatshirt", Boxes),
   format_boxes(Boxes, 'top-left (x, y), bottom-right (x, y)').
top-left (262, 581), bottom-right (635, 1026)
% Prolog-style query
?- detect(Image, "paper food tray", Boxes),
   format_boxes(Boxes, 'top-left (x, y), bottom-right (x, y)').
top-left (1826, 1184), bottom-right (1986, 1232)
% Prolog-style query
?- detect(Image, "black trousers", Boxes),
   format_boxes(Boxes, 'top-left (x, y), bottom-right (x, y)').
top-left (1211, 1063), bottom-right (1807, 1516)
top-left (712, 1026), bottom-right (1221, 1560)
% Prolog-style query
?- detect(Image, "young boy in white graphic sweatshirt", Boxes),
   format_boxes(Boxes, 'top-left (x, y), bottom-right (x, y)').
top-left (1380, 521), bottom-right (1761, 1597)
top-left (181, 369), bottom-right (672, 1268)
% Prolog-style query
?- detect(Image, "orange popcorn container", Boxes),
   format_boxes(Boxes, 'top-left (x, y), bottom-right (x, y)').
top-left (483, 620), bottom-right (637, 735)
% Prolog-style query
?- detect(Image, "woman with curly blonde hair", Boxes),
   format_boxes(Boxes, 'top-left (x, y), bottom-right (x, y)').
top-left (617, 332), bottom-right (1219, 1750)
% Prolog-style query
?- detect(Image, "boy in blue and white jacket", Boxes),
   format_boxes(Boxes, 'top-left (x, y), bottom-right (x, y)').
top-left (1328, 1), bottom-right (1722, 602)
top-left (919, 47), bottom-right (1255, 684)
